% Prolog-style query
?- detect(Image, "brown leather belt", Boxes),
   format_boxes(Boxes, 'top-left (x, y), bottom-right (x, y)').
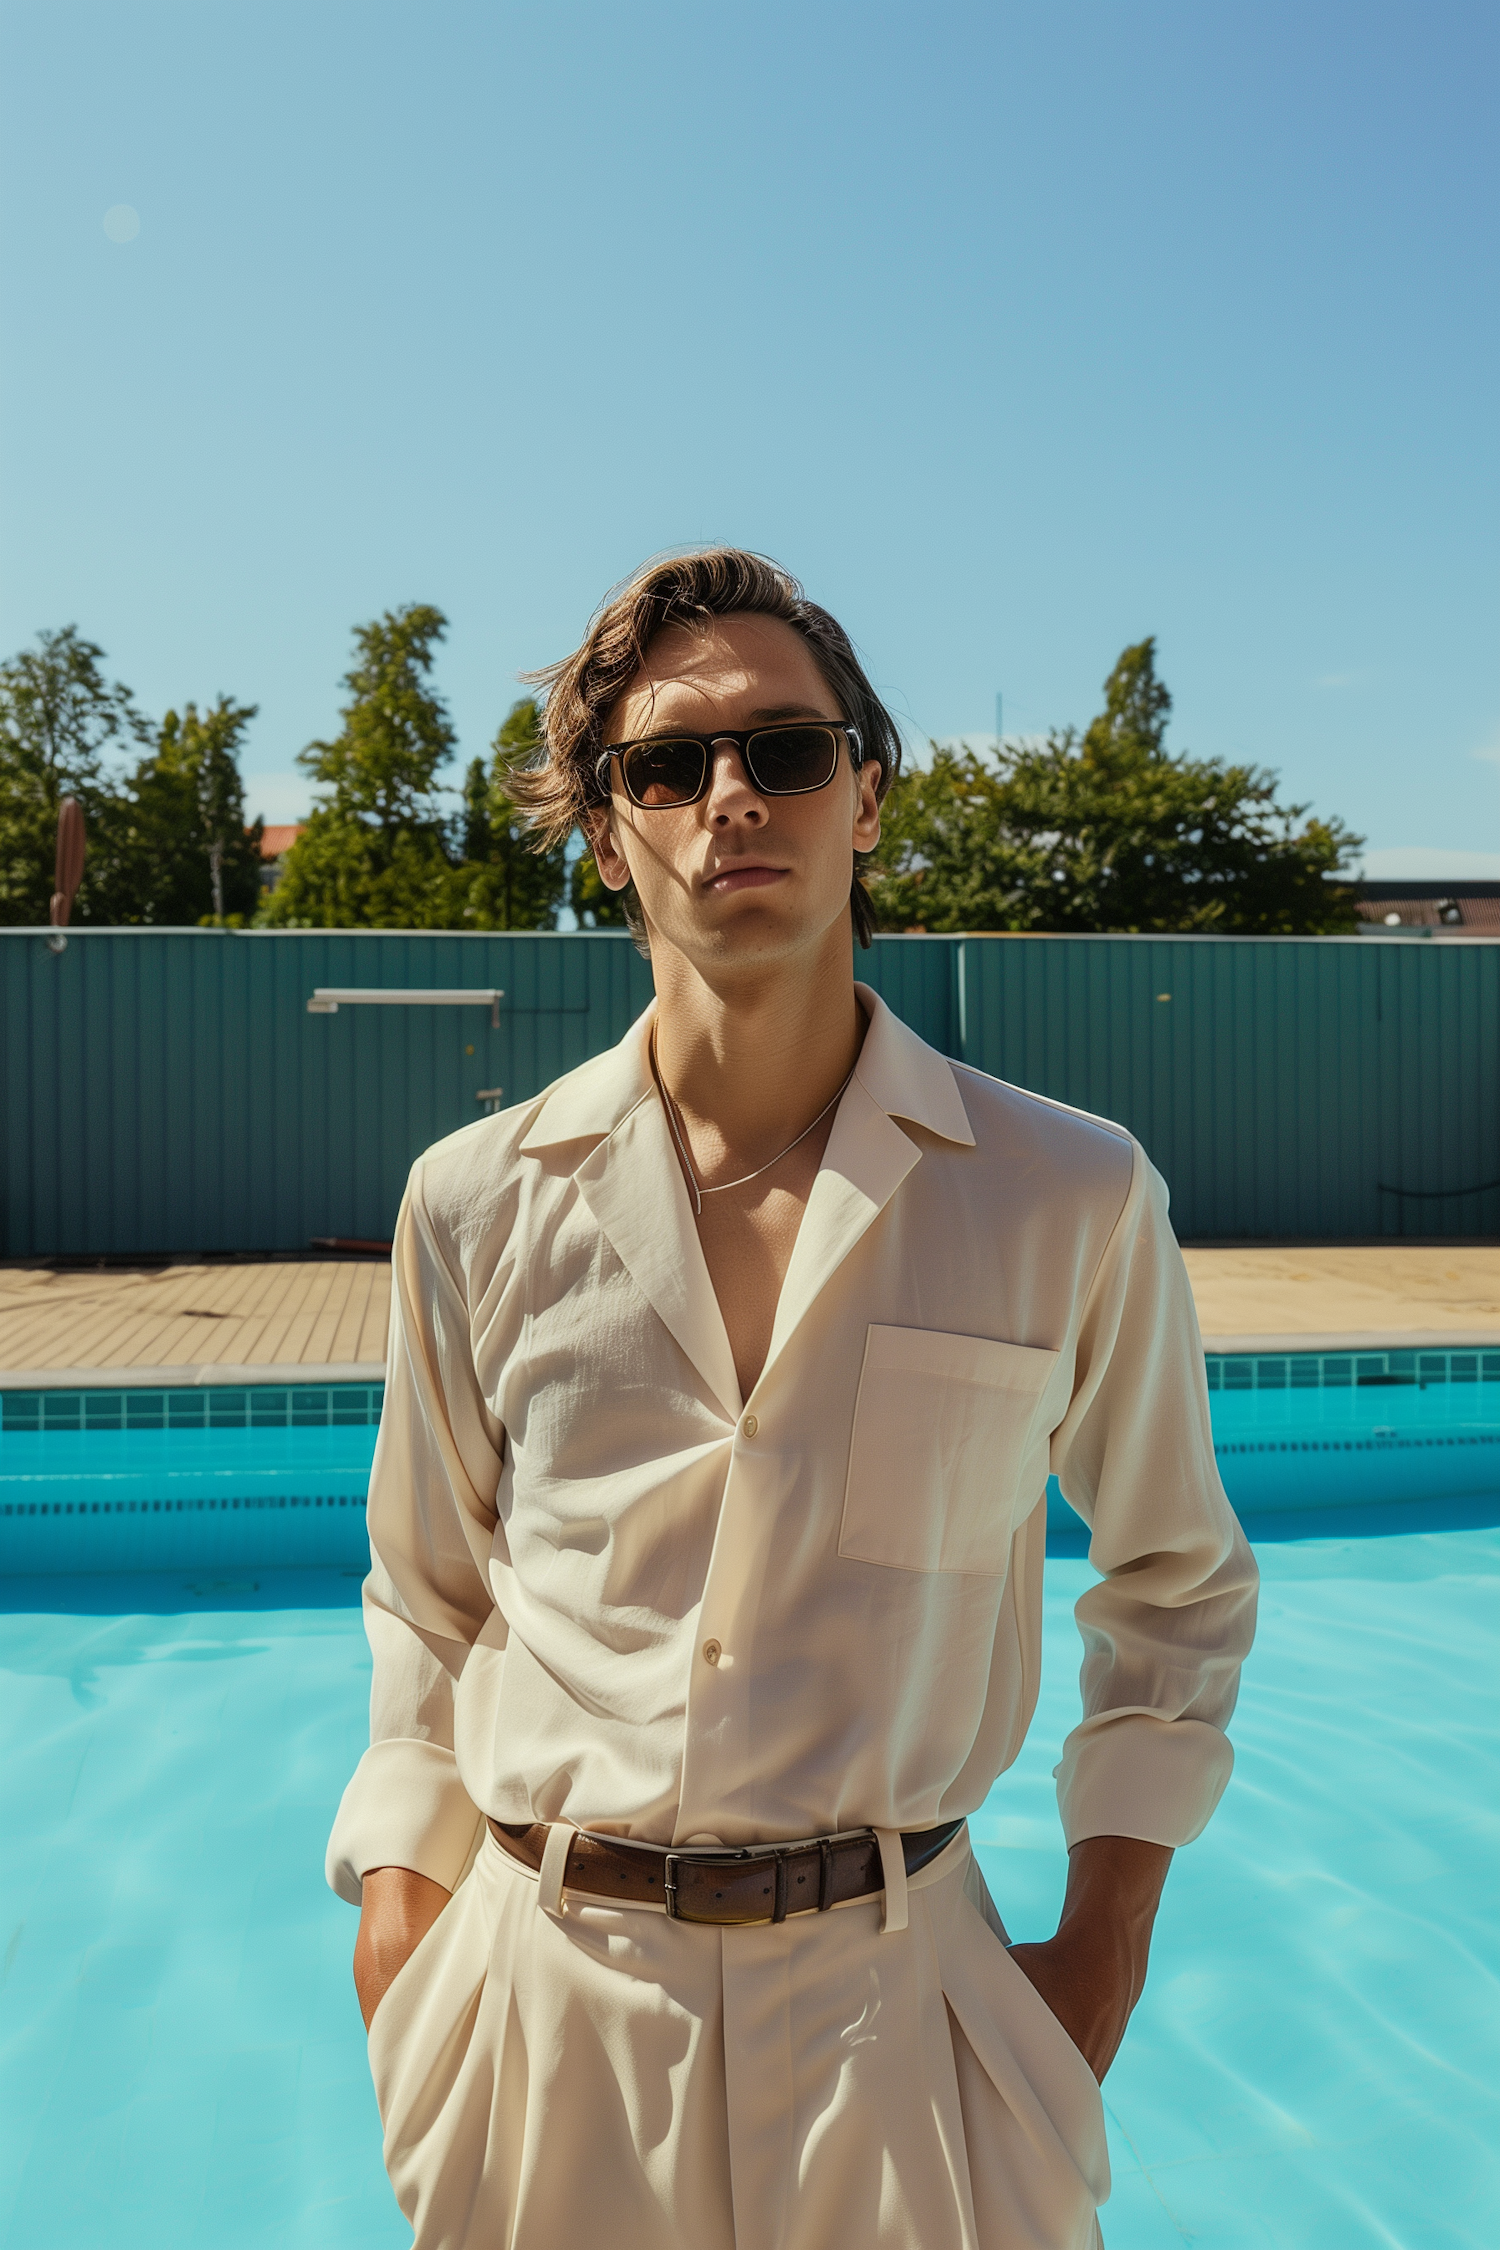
top-left (487, 1815), bottom-right (966, 1925)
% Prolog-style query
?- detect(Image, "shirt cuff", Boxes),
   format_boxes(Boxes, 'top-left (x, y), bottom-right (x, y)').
top-left (325, 1738), bottom-right (484, 1905)
top-left (1054, 1713), bottom-right (1235, 1850)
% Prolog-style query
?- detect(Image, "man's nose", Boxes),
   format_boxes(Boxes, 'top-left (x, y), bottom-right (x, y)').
top-left (704, 741), bottom-right (767, 824)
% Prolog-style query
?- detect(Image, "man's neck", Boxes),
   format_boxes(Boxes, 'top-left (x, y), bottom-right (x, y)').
top-left (647, 917), bottom-right (866, 1160)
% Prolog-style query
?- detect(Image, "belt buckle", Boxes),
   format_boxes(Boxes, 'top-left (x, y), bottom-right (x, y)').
top-left (663, 1844), bottom-right (782, 1925)
top-left (666, 1847), bottom-right (735, 1924)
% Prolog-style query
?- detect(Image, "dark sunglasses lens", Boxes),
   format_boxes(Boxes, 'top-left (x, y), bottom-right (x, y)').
top-left (621, 739), bottom-right (708, 806)
top-left (745, 726), bottom-right (840, 794)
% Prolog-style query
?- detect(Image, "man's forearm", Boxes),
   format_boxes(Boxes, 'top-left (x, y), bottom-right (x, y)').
top-left (353, 1865), bottom-right (452, 2030)
top-left (1007, 1834), bottom-right (1173, 2080)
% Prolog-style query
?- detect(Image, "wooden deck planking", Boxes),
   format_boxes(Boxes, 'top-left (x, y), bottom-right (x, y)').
top-left (0, 1262), bottom-right (393, 1381)
top-left (325, 1263), bottom-right (384, 1367)
top-left (260, 1263), bottom-right (349, 1369)
top-left (65, 1269), bottom-right (270, 1371)
top-left (5, 1245), bottom-right (1500, 1384)
top-left (1182, 1245), bottom-right (1500, 1349)
top-left (197, 1261), bottom-right (322, 1367)
top-left (0, 1270), bottom-right (194, 1373)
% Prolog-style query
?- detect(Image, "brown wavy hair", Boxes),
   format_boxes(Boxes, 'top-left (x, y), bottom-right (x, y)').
top-left (510, 548), bottom-right (902, 947)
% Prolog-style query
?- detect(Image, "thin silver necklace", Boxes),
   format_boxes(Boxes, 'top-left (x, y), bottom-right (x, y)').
top-left (650, 1034), bottom-right (855, 1218)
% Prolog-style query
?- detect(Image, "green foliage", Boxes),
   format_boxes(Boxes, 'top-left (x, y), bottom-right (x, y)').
top-left (264, 605), bottom-right (460, 928)
top-left (451, 699), bottom-right (569, 931)
top-left (261, 810), bottom-right (458, 929)
top-left (0, 629), bottom-right (267, 927)
top-left (0, 626), bottom-right (148, 923)
top-left (300, 603), bottom-right (455, 832)
top-left (870, 639), bottom-right (1363, 935)
top-left (3, 618), bottom-right (1363, 942)
top-left (265, 639), bottom-right (567, 932)
top-left (100, 700), bottom-right (263, 925)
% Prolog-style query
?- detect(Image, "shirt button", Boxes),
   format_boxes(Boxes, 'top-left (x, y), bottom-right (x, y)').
top-left (741, 1414), bottom-right (758, 1438)
top-left (702, 1639), bottom-right (722, 1667)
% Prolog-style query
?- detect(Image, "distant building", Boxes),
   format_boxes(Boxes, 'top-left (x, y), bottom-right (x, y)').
top-left (1353, 880), bottom-right (1500, 934)
top-left (257, 824), bottom-right (306, 894)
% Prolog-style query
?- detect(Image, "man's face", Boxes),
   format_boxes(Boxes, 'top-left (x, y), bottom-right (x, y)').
top-left (586, 613), bottom-right (883, 973)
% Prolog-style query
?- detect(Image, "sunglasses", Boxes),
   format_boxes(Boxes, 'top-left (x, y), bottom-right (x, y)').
top-left (598, 721), bottom-right (863, 810)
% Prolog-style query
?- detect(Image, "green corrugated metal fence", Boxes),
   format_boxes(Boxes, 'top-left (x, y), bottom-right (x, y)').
top-left (4, 930), bottom-right (652, 1258)
top-left (4, 927), bottom-right (1497, 1254)
top-left (948, 936), bottom-right (1500, 1242)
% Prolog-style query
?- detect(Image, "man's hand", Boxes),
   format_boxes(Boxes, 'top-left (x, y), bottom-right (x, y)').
top-left (353, 1865), bottom-right (452, 2030)
top-left (1006, 1835), bottom-right (1173, 2081)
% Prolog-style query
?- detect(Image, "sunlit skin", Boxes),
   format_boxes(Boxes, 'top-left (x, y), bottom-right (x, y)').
top-left (586, 614), bottom-right (882, 1405)
top-left (355, 611), bottom-right (1172, 2080)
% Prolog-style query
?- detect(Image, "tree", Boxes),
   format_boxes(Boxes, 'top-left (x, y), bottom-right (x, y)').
top-left (452, 699), bottom-right (569, 930)
top-left (302, 602), bottom-right (455, 835)
top-left (263, 605), bottom-right (457, 928)
top-left (101, 700), bottom-right (263, 925)
top-left (870, 639), bottom-right (1362, 935)
top-left (0, 626), bottom-right (148, 923)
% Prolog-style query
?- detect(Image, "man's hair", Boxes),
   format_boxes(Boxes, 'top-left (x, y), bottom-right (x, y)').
top-left (511, 547), bottom-right (902, 947)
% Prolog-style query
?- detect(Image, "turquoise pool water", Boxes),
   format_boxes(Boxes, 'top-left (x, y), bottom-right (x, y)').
top-left (0, 1386), bottom-right (381, 1574)
top-left (8, 1352), bottom-right (1500, 1572)
top-left (2, 1366), bottom-right (1498, 2245)
top-left (1, 1530), bottom-right (1496, 2248)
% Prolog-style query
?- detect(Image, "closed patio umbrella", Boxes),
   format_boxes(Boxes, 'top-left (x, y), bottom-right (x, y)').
top-left (50, 797), bottom-right (85, 927)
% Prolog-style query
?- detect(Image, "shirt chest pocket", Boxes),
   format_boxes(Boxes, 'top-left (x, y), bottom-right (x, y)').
top-left (838, 1325), bottom-right (1060, 1576)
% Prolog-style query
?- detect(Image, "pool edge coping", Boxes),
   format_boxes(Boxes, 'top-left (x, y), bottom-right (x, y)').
top-left (0, 1362), bottom-right (386, 1391)
top-left (9, 1339), bottom-right (1500, 1388)
top-left (1200, 1330), bottom-right (1500, 1353)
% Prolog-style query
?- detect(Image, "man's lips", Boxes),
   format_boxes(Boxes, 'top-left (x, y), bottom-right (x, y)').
top-left (703, 864), bottom-right (786, 895)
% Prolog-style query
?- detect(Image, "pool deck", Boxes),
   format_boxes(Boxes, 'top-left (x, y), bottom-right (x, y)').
top-left (2, 1245), bottom-right (1500, 1386)
top-left (1181, 1244), bottom-right (1500, 1353)
top-left (0, 1260), bottom-right (390, 1388)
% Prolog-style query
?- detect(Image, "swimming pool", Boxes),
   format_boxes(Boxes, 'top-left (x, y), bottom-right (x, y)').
top-left (1, 1371), bottom-right (1497, 2246)
top-left (7, 1349), bottom-right (1500, 1571)
top-left (0, 1385), bottom-right (380, 1573)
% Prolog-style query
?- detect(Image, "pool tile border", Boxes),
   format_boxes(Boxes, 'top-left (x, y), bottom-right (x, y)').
top-left (1, 1383), bottom-right (385, 1432)
top-left (1205, 1348), bottom-right (1500, 1391)
top-left (6, 1354), bottom-right (1498, 1433)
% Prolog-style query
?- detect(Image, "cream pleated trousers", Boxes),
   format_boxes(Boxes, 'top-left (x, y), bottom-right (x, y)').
top-left (366, 1826), bottom-right (1108, 2250)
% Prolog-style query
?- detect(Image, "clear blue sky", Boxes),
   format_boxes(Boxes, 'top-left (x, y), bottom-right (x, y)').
top-left (3, 0), bottom-right (1496, 875)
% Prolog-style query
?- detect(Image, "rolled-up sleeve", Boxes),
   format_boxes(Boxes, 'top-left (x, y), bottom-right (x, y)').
top-left (325, 1160), bottom-right (504, 1905)
top-left (1049, 1141), bottom-right (1259, 1851)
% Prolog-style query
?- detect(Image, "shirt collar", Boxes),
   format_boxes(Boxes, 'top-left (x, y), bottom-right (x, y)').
top-left (849, 982), bottom-right (976, 1147)
top-left (518, 1009), bottom-right (657, 1155)
top-left (518, 978), bottom-right (974, 1156)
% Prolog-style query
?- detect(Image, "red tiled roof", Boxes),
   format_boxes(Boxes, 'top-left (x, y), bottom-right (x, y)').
top-left (258, 823), bottom-right (306, 859)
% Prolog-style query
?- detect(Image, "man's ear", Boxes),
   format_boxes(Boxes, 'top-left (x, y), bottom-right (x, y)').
top-left (852, 760), bottom-right (882, 854)
top-left (583, 805), bottom-right (633, 895)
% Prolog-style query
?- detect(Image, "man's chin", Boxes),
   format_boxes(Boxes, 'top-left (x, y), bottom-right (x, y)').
top-left (651, 891), bottom-right (850, 973)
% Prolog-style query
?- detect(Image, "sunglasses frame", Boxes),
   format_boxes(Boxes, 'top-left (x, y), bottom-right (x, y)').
top-left (597, 721), bottom-right (864, 810)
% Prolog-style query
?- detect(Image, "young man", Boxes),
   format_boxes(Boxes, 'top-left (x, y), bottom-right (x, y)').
top-left (327, 549), bottom-right (1258, 2250)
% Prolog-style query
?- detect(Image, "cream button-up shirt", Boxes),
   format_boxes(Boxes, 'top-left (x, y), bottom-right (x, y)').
top-left (327, 988), bottom-right (1257, 1903)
